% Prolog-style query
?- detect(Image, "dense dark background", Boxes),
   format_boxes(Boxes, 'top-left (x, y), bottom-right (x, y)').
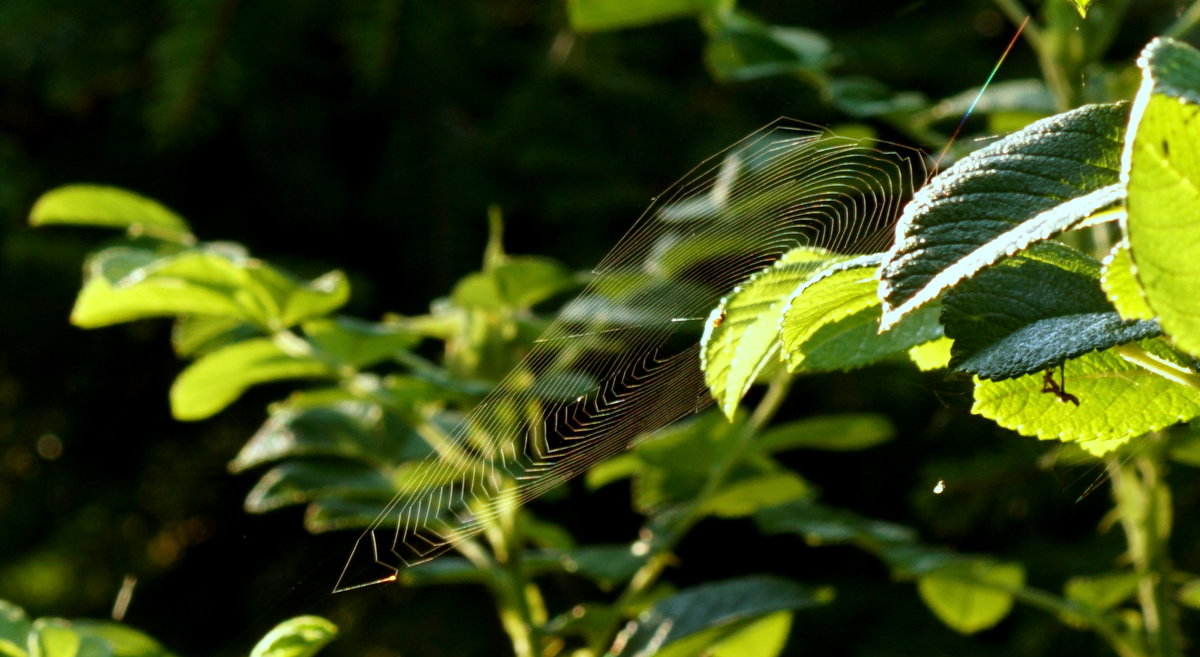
top-left (0, 1), bottom-right (1194, 656)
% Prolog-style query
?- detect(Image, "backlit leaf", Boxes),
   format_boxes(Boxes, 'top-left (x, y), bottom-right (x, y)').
top-left (614, 576), bottom-right (830, 656)
top-left (30, 185), bottom-right (192, 242)
top-left (702, 247), bottom-right (839, 418)
top-left (248, 616), bottom-right (336, 657)
top-left (971, 340), bottom-right (1200, 454)
top-left (917, 560), bottom-right (1024, 634)
top-left (1123, 38), bottom-right (1200, 356)
top-left (170, 338), bottom-right (334, 420)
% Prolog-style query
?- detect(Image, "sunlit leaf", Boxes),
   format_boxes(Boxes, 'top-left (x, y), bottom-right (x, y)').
top-left (70, 623), bottom-right (171, 657)
top-left (702, 247), bottom-right (840, 417)
top-left (248, 616), bottom-right (337, 657)
top-left (567, 0), bottom-right (721, 31)
top-left (0, 600), bottom-right (29, 657)
top-left (917, 560), bottom-right (1024, 634)
top-left (1064, 572), bottom-right (1139, 613)
top-left (451, 257), bottom-right (574, 311)
top-left (880, 103), bottom-right (1128, 328)
top-left (700, 471), bottom-right (814, 518)
top-left (909, 336), bottom-right (953, 371)
top-left (1100, 242), bottom-right (1155, 321)
top-left (30, 185), bottom-right (192, 242)
top-left (1124, 38), bottom-right (1200, 357)
top-left (29, 620), bottom-right (109, 657)
top-left (170, 338), bottom-right (334, 420)
top-left (773, 253), bottom-right (943, 372)
top-left (303, 317), bottom-right (419, 368)
top-left (753, 414), bottom-right (893, 453)
top-left (72, 246), bottom-right (348, 331)
top-left (1178, 578), bottom-right (1200, 610)
top-left (170, 315), bottom-right (258, 358)
top-left (613, 576), bottom-right (830, 656)
top-left (653, 611), bottom-right (792, 657)
top-left (971, 340), bottom-right (1200, 454)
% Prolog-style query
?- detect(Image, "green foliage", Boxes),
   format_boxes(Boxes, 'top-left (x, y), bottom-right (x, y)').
top-left (0, 599), bottom-right (334, 657)
top-left (566, 0), bottom-right (723, 32)
top-left (941, 252), bottom-right (1159, 379)
top-left (248, 617), bottom-right (337, 657)
top-left (25, 4), bottom-right (1200, 657)
top-left (612, 576), bottom-right (830, 656)
top-left (71, 244), bottom-right (348, 331)
top-left (29, 186), bottom-right (192, 243)
top-left (1124, 38), bottom-right (1200, 357)
top-left (916, 560), bottom-right (1024, 634)
top-left (879, 102), bottom-right (1128, 329)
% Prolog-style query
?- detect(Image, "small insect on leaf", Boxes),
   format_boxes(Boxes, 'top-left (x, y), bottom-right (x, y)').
top-left (712, 308), bottom-right (726, 328)
top-left (1040, 364), bottom-right (1080, 406)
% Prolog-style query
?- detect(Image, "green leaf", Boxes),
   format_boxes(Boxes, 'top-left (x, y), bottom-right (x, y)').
top-left (303, 317), bottom-right (419, 368)
top-left (70, 623), bottom-right (171, 657)
top-left (1100, 242), bottom-right (1155, 320)
top-left (248, 617), bottom-right (337, 657)
top-left (30, 621), bottom-right (109, 657)
top-left (614, 576), bottom-right (830, 656)
top-left (625, 412), bottom-right (744, 513)
top-left (170, 315), bottom-right (259, 357)
top-left (754, 500), bottom-right (917, 547)
top-left (229, 397), bottom-right (423, 472)
top-left (971, 340), bottom-right (1200, 454)
top-left (702, 247), bottom-right (842, 417)
top-left (1070, 0), bottom-right (1098, 18)
top-left (30, 185), bottom-right (192, 242)
top-left (880, 103), bottom-right (1128, 329)
top-left (1064, 572), bottom-right (1139, 613)
top-left (567, 0), bottom-right (720, 31)
top-left (451, 257), bottom-right (574, 311)
top-left (1124, 38), bottom-right (1200, 357)
top-left (1168, 428), bottom-right (1200, 466)
top-left (827, 77), bottom-right (927, 119)
top-left (777, 253), bottom-right (943, 373)
top-left (795, 304), bottom-right (943, 372)
top-left (244, 461), bottom-right (395, 514)
top-left (73, 246), bottom-right (349, 331)
top-left (917, 560), bottom-right (1024, 634)
top-left (909, 336), bottom-right (953, 371)
top-left (754, 414), bottom-right (893, 453)
top-left (705, 612), bottom-right (791, 657)
top-left (0, 600), bottom-right (29, 657)
top-left (653, 611), bottom-right (792, 657)
top-left (942, 256), bottom-right (1161, 380)
top-left (700, 471), bottom-right (814, 518)
top-left (1178, 578), bottom-right (1200, 609)
top-left (704, 11), bottom-right (831, 82)
top-left (170, 338), bottom-right (334, 421)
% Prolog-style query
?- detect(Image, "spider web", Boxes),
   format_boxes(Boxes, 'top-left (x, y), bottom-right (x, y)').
top-left (335, 118), bottom-right (926, 592)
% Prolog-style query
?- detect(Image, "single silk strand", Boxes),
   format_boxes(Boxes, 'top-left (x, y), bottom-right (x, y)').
top-left (934, 14), bottom-right (1031, 170)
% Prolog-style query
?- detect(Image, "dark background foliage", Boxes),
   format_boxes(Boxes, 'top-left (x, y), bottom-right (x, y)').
top-left (0, 1), bottom-right (1192, 655)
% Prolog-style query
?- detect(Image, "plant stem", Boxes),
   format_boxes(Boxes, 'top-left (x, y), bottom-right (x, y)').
top-left (1164, 0), bottom-right (1200, 39)
top-left (596, 372), bottom-right (794, 653)
top-left (1115, 344), bottom-right (1200, 390)
top-left (992, 0), bottom-right (1043, 51)
top-left (484, 493), bottom-right (545, 657)
top-left (1109, 437), bottom-right (1183, 657)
